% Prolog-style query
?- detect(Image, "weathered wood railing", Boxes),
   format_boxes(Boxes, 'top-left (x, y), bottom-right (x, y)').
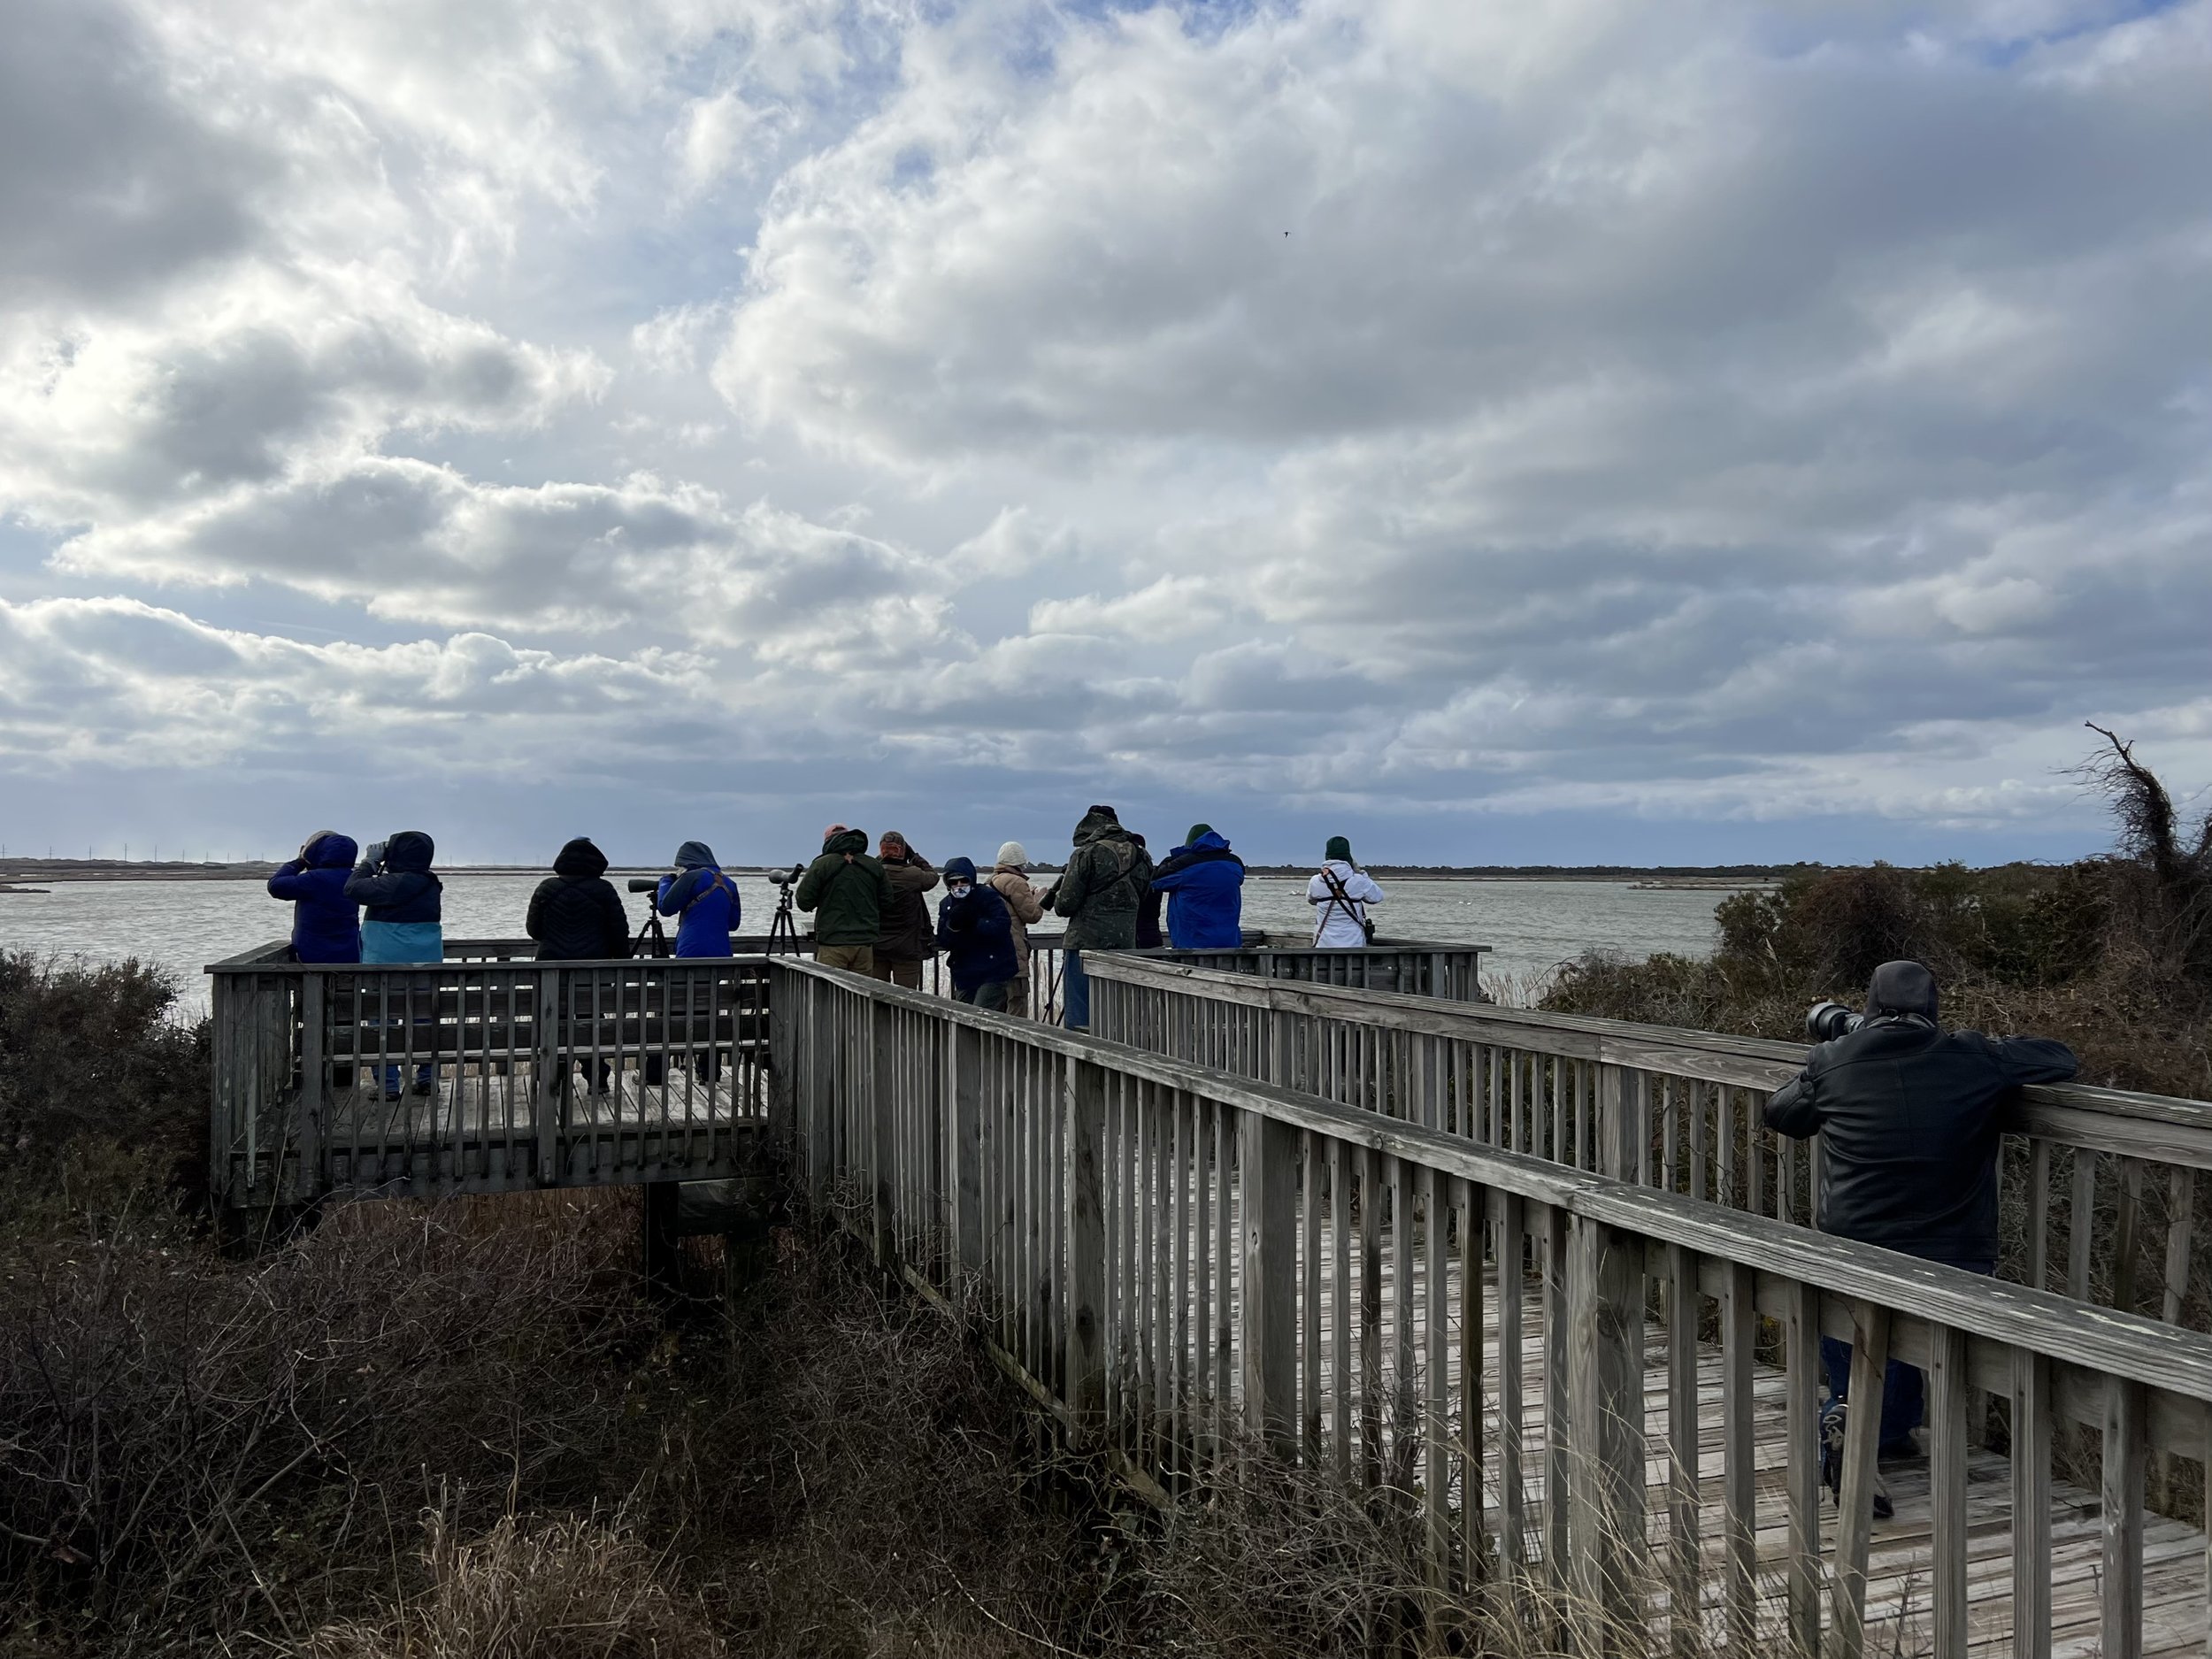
top-left (773, 956), bottom-right (2212, 1658)
top-left (1139, 937), bottom-right (1493, 1001)
top-left (1087, 955), bottom-right (2212, 1334)
top-left (208, 941), bottom-right (772, 1205)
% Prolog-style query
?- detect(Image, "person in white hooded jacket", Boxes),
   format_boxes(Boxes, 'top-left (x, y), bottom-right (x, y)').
top-left (1308, 835), bottom-right (1384, 947)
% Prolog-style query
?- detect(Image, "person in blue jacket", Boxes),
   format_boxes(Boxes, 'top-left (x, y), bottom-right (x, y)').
top-left (345, 830), bottom-right (444, 1099)
top-left (1149, 824), bottom-right (1247, 949)
top-left (935, 856), bottom-right (1018, 1010)
top-left (655, 841), bottom-right (740, 1084)
top-left (267, 829), bottom-right (361, 963)
top-left (654, 841), bottom-right (740, 956)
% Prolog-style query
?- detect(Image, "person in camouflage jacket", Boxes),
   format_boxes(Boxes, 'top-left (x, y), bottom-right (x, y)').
top-left (1046, 803), bottom-right (1153, 1027)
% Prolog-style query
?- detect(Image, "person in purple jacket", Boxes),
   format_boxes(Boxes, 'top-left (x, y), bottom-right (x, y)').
top-left (266, 830), bottom-right (362, 963)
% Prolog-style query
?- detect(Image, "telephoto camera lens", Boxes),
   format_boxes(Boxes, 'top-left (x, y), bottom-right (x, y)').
top-left (1805, 1001), bottom-right (1862, 1044)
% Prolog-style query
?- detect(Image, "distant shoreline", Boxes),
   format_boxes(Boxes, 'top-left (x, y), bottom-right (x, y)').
top-left (0, 857), bottom-right (1800, 887)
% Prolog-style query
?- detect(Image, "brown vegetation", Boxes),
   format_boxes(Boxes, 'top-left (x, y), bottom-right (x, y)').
top-left (1541, 732), bottom-right (2212, 1098)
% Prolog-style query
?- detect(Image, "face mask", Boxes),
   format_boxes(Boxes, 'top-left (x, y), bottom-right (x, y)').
top-left (948, 879), bottom-right (973, 895)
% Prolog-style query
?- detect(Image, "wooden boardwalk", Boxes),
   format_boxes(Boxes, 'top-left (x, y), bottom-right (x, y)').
top-left (1149, 1220), bottom-right (2212, 1658)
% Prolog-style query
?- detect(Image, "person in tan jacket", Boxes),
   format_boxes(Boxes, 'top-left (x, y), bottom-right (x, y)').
top-left (988, 841), bottom-right (1047, 1018)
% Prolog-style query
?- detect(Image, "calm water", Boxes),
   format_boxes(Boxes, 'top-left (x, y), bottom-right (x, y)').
top-left (0, 872), bottom-right (1748, 1015)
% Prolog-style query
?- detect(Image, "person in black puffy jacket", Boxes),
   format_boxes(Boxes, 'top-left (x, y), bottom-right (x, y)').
top-left (1765, 959), bottom-right (2077, 1475)
top-left (527, 837), bottom-right (630, 962)
top-left (527, 837), bottom-right (630, 1094)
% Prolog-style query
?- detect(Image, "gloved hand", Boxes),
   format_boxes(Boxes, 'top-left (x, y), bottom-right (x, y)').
top-left (364, 840), bottom-right (388, 869)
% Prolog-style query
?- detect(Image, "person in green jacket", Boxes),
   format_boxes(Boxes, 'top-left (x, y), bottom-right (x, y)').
top-left (796, 824), bottom-right (895, 975)
top-left (1045, 803), bottom-right (1153, 1029)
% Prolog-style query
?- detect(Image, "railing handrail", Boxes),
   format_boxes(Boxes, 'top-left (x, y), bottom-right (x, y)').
top-left (204, 935), bottom-right (1071, 974)
top-left (1085, 951), bottom-right (2212, 1152)
top-left (772, 956), bottom-right (2212, 1412)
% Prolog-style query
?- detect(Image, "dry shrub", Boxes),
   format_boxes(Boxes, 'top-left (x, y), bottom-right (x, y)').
top-left (0, 1194), bottom-right (655, 1651)
top-left (0, 951), bottom-right (208, 1216)
top-left (300, 1505), bottom-right (723, 1659)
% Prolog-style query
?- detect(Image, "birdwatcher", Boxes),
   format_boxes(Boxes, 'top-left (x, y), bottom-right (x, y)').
top-left (654, 841), bottom-right (741, 958)
top-left (1150, 823), bottom-right (1247, 949)
top-left (267, 829), bottom-right (361, 964)
top-left (344, 831), bottom-right (444, 1101)
top-left (796, 824), bottom-right (894, 976)
top-left (527, 836), bottom-right (630, 1096)
top-left (1763, 959), bottom-right (2077, 1516)
top-left (987, 841), bottom-right (1047, 1018)
top-left (935, 856), bottom-right (1019, 1010)
top-left (1308, 835), bottom-right (1383, 946)
top-left (870, 830), bottom-right (940, 990)
top-left (1044, 804), bottom-right (1152, 1030)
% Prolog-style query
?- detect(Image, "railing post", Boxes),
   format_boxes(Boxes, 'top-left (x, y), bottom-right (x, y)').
top-left (872, 998), bottom-right (895, 1265)
top-left (1594, 1064), bottom-right (1644, 1182)
top-left (949, 1021), bottom-right (985, 1276)
top-left (766, 963), bottom-right (793, 1146)
top-left (1240, 1106), bottom-right (1299, 1460)
top-left (1565, 1213), bottom-right (1645, 1646)
top-left (534, 966), bottom-right (561, 1185)
top-left (1830, 1301), bottom-right (1891, 1659)
top-left (296, 973), bottom-right (325, 1202)
top-left (1066, 1056), bottom-right (1107, 1436)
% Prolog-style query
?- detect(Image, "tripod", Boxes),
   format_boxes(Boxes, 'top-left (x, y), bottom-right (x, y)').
top-left (633, 905), bottom-right (670, 959)
top-left (764, 872), bottom-right (803, 956)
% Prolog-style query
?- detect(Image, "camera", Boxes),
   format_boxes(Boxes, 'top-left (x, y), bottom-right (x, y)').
top-left (1806, 1001), bottom-right (1864, 1044)
top-left (766, 864), bottom-right (805, 886)
top-left (626, 877), bottom-right (661, 894)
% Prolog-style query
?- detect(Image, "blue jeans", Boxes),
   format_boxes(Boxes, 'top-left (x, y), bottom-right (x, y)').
top-left (1822, 1257), bottom-right (1992, 1454)
top-left (1062, 949), bottom-right (1090, 1030)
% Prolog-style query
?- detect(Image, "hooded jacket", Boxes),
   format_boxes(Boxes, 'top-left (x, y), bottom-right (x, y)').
top-left (1150, 829), bottom-right (1246, 949)
top-left (655, 841), bottom-right (740, 958)
top-left (528, 838), bottom-right (631, 962)
top-left (1307, 859), bottom-right (1383, 948)
top-left (1048, 806), bottom-right (1154, 952)
top-left (1764, 976), bottom-right (2077, 1267)
top-left (267, 832), bottom-right (361, 964)
top-left (989, 864), bottom-right (1047, 971)
top-left (876, 849), bottom-right (941, 963)
top-left (936, 856), bottom-right (1018, 993)
top-left (795, 828), bottom-right (894, 946)
top-left (347, 831), bottom-right (443, 964)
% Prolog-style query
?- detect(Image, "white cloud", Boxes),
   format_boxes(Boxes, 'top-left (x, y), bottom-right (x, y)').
top-left (3, 0), bottom-right (2210, 861)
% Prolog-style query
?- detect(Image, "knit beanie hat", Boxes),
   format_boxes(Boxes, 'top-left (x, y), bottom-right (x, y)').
top-left (1325, 834), bottom-right (1353, 863)
top-left (1186, 823), bottom-right (1214, 844)
top-left (995, 841), bottom-right (1028, 868)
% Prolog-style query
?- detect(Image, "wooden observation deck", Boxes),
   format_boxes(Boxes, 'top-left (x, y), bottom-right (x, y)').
top-left (209, 937), bottom-right (2212, 1658)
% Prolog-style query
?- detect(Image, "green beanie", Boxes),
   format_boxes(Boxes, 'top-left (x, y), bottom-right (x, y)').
top-left (1325, 835), bottom-right (1353, 863)
top-left (1186, 822), bottom-right (1213, 845)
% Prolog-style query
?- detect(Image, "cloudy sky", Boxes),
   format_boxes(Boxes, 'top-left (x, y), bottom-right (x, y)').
top-left (3, 0), bottom-right (2208, 869)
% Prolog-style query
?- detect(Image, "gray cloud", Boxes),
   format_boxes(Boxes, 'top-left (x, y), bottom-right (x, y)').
top-left (4, 0), bottom-right (2210, 862)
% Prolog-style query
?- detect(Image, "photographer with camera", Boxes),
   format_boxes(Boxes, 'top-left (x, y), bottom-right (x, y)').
top-left (1764, 959), bottom-right (2077, 1514)
top-left (652, 841), bottom-right (741, 957)
top-left (796, 825), bottom-right (894, 974)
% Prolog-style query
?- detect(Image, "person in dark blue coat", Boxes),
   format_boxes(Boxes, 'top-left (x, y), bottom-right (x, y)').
top-left (1150, 824), bottom-right (1247, 949)
top-left (267, 830), bottom-right (361, 963)
top-left (935, 856), bottom-right (1018, 1010)
top-left (654, 841), bottom-right (740, 957)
